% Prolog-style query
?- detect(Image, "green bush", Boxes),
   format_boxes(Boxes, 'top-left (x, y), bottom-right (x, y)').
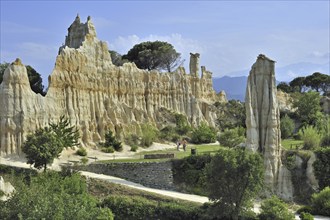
top-left (299, 212), bottom-right (314, 220)
top-left (311, 186), bottom-right (330, 216)
top-left (140, 123), bottom-right (158, 147)
top-left (191, 122), bottom-right (217, 144)
top-left (258, 196), bottom-right (295, 220)
top-left (130, 145), bottom-right (138, 152)
top-left (100, 130), bottom-right (122, 152)
top-left (125, 133), bottom-right (140, 147)
top-left (175, 113), bottom-right (192, 135)
top-left (0, 172), bottom-right (114, 220)
top-left (298, 126), bottom-right (322, 150)
top-left (297, 206), bottom-right (313, 214)
top-left (313, 148), bottom-right (330, 190)
top-left (281, 114), bottom-right (295, 139)
top-left (76, 147), bottom-right (87, 156)
top-left (101, 147), bottom-right (115, 153)
top-left (217, 127), bottom-right (245, 148)
top-left (159, 126), bottom-right (176, 141)
top-left (101, 195), bottom-right (200, 220)
top-left (172, 155), bottom-right (212, 195)
top-left (80, 157), bottom-right (89, 165)
top-left (321, 134), bottom-right (330, 147)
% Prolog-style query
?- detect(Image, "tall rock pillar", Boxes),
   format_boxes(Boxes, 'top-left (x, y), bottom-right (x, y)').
top-left (245, 54), bottom-right (293, 200)
top-left (189, 53), bottom-right (200, 77)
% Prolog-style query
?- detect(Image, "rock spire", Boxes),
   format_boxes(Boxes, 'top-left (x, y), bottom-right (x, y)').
top-left (245, 54), bottom-right (293, 200)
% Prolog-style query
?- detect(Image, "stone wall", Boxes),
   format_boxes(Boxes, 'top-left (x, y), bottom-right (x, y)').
top-left (77, 161), bottom-right (175, 190)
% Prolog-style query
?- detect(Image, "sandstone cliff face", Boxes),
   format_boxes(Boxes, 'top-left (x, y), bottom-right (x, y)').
top-left (245, 54), bottom-right (293, 200)
top-left (0, 16), bottom-right (223, 155)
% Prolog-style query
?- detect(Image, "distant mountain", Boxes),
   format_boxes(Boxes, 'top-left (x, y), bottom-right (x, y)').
top-left (212, 61), bottom-right (329, 101)
top-left (212, 76), bottom-right (247, 101)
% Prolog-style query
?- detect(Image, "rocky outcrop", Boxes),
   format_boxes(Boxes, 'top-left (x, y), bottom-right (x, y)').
top-left (245, 54), bottom-right (293, 200)
top-left (0, 15), bottom-right (224, 155)
top-left (277, 90), bottom-right (293, 112)
top-left (0, 176), bottom-right (15, 201)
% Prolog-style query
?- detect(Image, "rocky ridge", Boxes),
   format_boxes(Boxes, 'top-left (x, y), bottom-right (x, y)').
top-left (0, 15), bottom-right (225, 155)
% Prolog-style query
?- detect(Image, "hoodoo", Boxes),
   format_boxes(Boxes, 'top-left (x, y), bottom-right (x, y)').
top-left (245, 54), bottom-right (294, 200)
top-left (0, 15), bottom-right (225, 155)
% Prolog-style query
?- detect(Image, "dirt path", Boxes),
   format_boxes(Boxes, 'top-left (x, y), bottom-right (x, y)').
top-left (80, 171), bottom-right (209, 203)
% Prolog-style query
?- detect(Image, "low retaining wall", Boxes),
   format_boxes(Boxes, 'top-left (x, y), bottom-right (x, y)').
top-left (77, 161), bottom-right (175, 190)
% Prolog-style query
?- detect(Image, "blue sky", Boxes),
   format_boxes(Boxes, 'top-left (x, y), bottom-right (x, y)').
top-left (1, 0), bottom-right (329, 85)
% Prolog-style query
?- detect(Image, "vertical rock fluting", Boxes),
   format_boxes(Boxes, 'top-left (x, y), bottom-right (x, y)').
top-left (245, 54), bottom-right (293, 200)
top-left (0, 16), bottom-right (224, 155)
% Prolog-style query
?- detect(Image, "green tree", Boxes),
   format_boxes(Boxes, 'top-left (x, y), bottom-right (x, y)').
top-left (215, 100), bottom-right (246, 131)
top-left (305, 72), bottom-right (330, 93)
top-left (298, 126), bottom-right (322, 150)
top-left (205, 148), bottom-right (264, 220)
top-left (49, 115), bottom-right (80, 149)
top-left (0, 172), bottom-right (114, 220)
top-left (217, 127), bottom-right (245, 148)
top-left (109, 50), bottom-right (128, 66)
top-left (191, 122), bottom-right (217, 144)
top-left (100, 130), bottom-right (123, 152)
top-left (293, 91), bottom-right (322, 127)
top-left (290, 76), bottom-right (307, 93)
top-left (258, 196), bottom-right (295, 220)
top-left (123, 41), bottom-right (183, 72)
top-left (0, 62), bottom-right (45, 95)
top-left (22, 128), bottom-right (63, 171)
top-left (277, 82), bottom-right (292, 93)
top-left (281, 114), bottom-right (295, 139)
top-left (313, 148), bottom-right (330, 190)
top-left (311, 186), bottom-right (330, 216)
top-left (140, 123), bottom-right (158, 147)
top-left (0, 62), bottom-right (9, 83)
top-left (175, 113), bottom-right (191, 135)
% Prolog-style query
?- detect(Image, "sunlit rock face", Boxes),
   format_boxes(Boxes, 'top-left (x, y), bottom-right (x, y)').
top-left (245, 54), bottom-right (293, 200)
top-left (0, 15), bottom-right (225, 155)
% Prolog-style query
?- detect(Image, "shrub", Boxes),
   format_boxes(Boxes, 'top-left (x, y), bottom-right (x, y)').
top-left (321, 134), bottom-right (330, 147)
top-left (299, 212), bottom-right (314, 220)
top-left (140, 123), bottom-right (158, 147)
top-left (101, 195), bottom-right (200, 220)
top-left (100, 130), bottom-right (122, 152)
top-left (258, 196), bottom-right (295, 220)
top-left (311, 187), bottom-right (330, 216)
top-left (191, 122), bottom-right (217, 144)
top-left (175, 113), bottom-right (192, 135)
top-left (125, 133), bottom-right (140, 146)
top-left (281, 114), bottom-right (295, 139)
top-left (76, 147), bottom-right (87, 156)
top-left (159, 126), bottom-right (176, 141)
top-left (313, 148), bottom-right (330, 190)
top-left (80, 157), bottom-right (89, 165)
top-left (217, 127), bottom-right (245, 148)
top-left (298, 126), bottom-right (322, 150)
top-left (130, 145), bottom-right (138, 152)
top-left (101, 147), bottom-right (115, 153)
top-left (172, 154), bottom-right (212, 195)
top-left (297, 206), bottom-right (313, 214)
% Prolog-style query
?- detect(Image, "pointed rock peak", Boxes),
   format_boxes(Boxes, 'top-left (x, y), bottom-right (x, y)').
top-left (63, 15), bottom-right (97, 49)
top-left (75, 13), bottom-right (80, 23)
top-left (11, 58), bottom-right (23, 66)
top-left (257, 54), bottom-right (276, 63)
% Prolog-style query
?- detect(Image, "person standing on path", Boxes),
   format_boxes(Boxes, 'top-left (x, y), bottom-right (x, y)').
top-left (182, 139), bottom-right (187, 151)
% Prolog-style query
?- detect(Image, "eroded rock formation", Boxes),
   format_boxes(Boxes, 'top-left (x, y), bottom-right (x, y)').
top-left (245, 54), bottom-right (293, 200)
top-left (0, 15), bottom-right (224, 155)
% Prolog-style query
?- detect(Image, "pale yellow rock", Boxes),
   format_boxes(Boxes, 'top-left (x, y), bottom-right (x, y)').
top-left (0, 16), bottom-right (220, 155)
top-left (245, 54), bottom-right (293, 200)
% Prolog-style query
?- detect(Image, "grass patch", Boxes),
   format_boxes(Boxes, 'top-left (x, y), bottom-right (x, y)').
top-left (97, 144), bottom-right (223, 164)
top-left (282, 139), bottom-right (304, 150)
